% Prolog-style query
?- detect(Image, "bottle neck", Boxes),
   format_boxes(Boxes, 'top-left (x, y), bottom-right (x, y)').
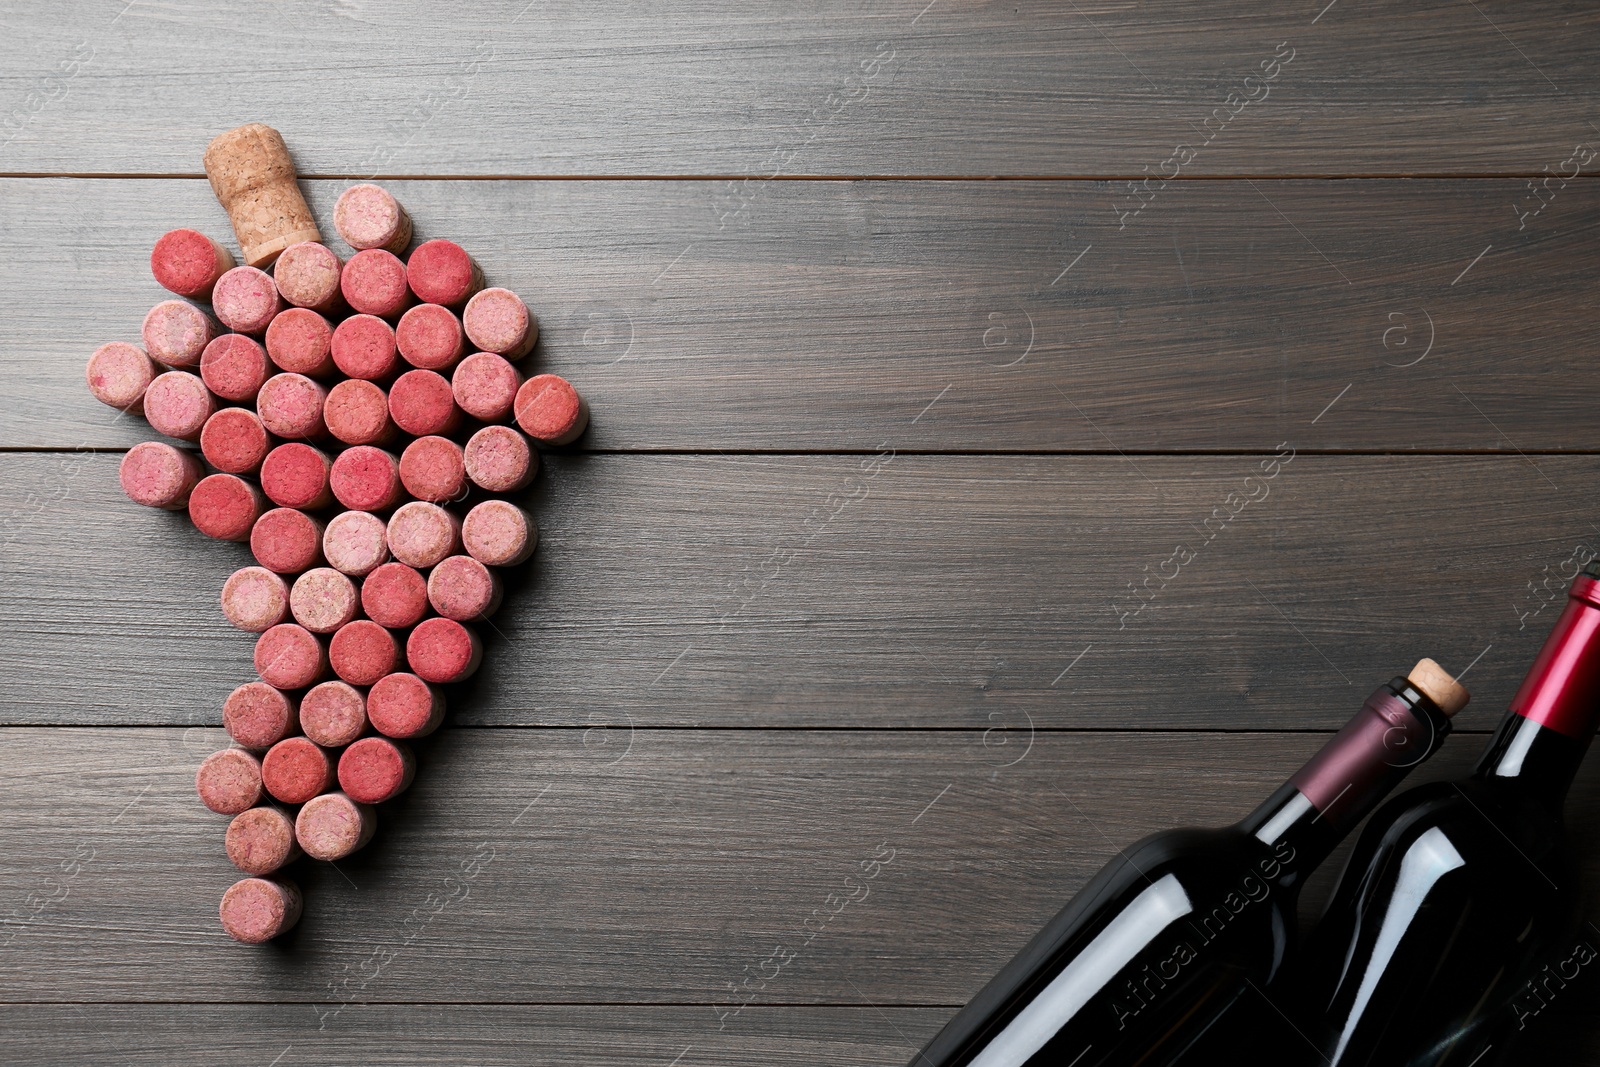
top-left (1474, 711), bottom-right (1593, 806)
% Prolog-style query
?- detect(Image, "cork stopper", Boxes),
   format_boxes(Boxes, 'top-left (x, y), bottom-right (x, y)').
top-left (203, 124), bottom-right (321, 268)
top-left (1408, 658), bottom-right (1469, 717)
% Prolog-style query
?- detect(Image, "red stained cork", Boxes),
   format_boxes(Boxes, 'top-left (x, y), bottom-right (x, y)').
top-left (462, 287), bottom-right (537, 359)
top-left (200, 407), bottom-right (272, 475)
top-left (451, 351), bottom-right (521, 422)
top-left (428, 555), bottom-right (503, 622)
top-left (329, 619), bottom-right (400, 687)
top-left (212, 266), bottom-right (284, 335)
top-left (325, 379), bottom-right (395, 447)
top-left (143, 370), bottom-right (216, 442)
top-left (221, 566), bottom-right (291, 633)
top-left (514, 374), bottom-right (588, 445)
top-left (387, 501), bottom-right (462, 569)
top-left (330, 314), bottom-right (399, 381)
top-left (141, 300), bottom-right (220, 368)
top-left (389, 369), bottom-right (460, 437)
top-left (295, 791), bottom-right (376, 861)
top-left (204, 124), bottom-right (321, 269)
top-left (189, 474), bottom-right (266, 542)
top-left (119, 441), bottom-right (203, 510)
top-left (338, 737), bottom-right (415, 805)
top-left (322, 510), bottom-right (390, 576)
top-left (261, 735), bottom-right (335, 804)
top-left (260, 442), bottom-right (334, 511)
top-left (222, 681), bottom-right (299, 750)
top-left (341, 248), bottom-right (412, 319)
top-left (250, 507), bottom-right (324, 574)
top-left (256, 372), bottom-right (328, 440)
top-left (396, 303), bottom-right (465, 371)
top-left (462, 499), bottom-right (539, 567)
top-left (196, 748), bottom-right (263, 815)
top-left (300, 679), bottom-right (368, 747)
top-left (406, 617), bottom-right (482, 684)
top-left (86, 342), bottom-right (158, 414)
top-left (333, 184), bottom-right (412, 254)
top-left (225, 807), bottom-right (301, 876)
top-left (330, 445), bottom-right (405, 512)
top-left (219, 876), bottom-right (303, 943)
top-left (254, 623), bottom-right (328, 690)
top-left (264, 307), bottom-right (335, 377)
top-left (272, 241), bottom-right (343, 313)
top-left (199, 334), bottom-right (271, 403)
top-left (406, 239), bottom-right (482, 308)
top-left (368, 673), bottom-right (446, 738)
top-left (399, 435), bottom-right (467, 504)
top-left (290, 567), bottom-right (361, 634)
top-left (150, 228), bottom-right (236, 300)
top-left (464, 424), bottom-right (537, 493)
top-left (361, 562), bottom-right (429, 629)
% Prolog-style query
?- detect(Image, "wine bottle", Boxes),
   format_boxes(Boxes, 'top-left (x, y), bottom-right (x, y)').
top-left (908, 660), bottom-right (1469, 1067)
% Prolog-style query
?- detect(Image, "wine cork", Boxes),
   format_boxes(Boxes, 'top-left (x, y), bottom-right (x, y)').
top-left (428, 555), bottom-right (503, 621)
top-left (389, 369), bottom-right (460, 437)
top-left (387, 501), bottom-right (462, 569)
top-left (300, 679), bottom-right (368, 747)
top-left (212, 266), bottom-right (285, 335)
top-left (150, 228), bottom-right (235, 300)
top-left (330, 314), bottom-right (399, 380)
top-left (256, 372), bottom-right (328, 440)
top-left (260, 442), bottom-right (334, 511)
top-left (221, 566), bottom-right (291, 632)
top-left (341, 249), bottom-right (412, 319)
top-left (272, 241), bottom-right (344, 313)
top-left (250, 506), bottom-right (324, 575)
top-left (141, 300), bottom-right (220, 368)
top-left (338, 737), bottom-right (414, 804)
top-left (399, 435), bottom-right (467, 504)
top-left (264, 308), bottom-right (335, 377)
top-left (462, 498), bottom-right (539, 566)
top-left (330, 445), bottom-right (405, 512)
top-left (514, 373), bottom-right (588, 445)
top-left (464, 424), bottom-right (537, 493)
top-left (261, 735), bottom-right (335, 804)
top-left (199, 407), bottom-right (272, 475)
top-left (196, 748), bottom-right (263, 815)
top-left (406, 617), bottom-right (482, 684)
top-left (87, 342), bottom-right (158, 414)
top-left (222, 681), bottom-right (299, 750)
top-left (462, 287), bottom-right (537, 359)
top-left (452, 351), bottom-right (522, 422)
top-left (290, 567), bottom-right (361, 634)
top-left (143, 370), bottom-right (216, 441)
top-left (333, 183), bottom-right (412, 254)
top-left (360, 562), bottom-right (429, 629)
top-left (199, 334), bottom-right (271, 403)
top-left (322, 509), bottom-right (390, 576)
top-left (219, 876), bottom-right (303, 943)
top-left (396, 303), bottom-right (465, 371)
top-left (1408, 658), bottom-right (1470, 716)
top-left (225, 806), bottom-right (301, 875)
top-left (368, 672), bottom-right (446, 738)
top-left (329, 619), bottom-right (400, 687)
top-left (203, 124), bottom-right (320, 268)
top-left (325, 379), bottom-right (396, 446)
top-left (254, 623), bottom-right (328, 690)
top-left (119, 441), bottom-right (203, 510)
top-left (295, 791), bottom-right (376, 861)
top-left (406, 238), bottom-right (482, 308)
top-left (189, 473), bottom-right (266, 542)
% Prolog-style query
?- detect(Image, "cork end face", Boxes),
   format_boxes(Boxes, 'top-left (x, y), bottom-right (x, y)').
top-left (1408, 658), bottom-right (1470, 717)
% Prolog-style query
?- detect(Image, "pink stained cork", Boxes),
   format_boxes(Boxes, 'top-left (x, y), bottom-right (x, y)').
top-left (222, 681), bottom-right (299, 750)
top-left (324, 379), bottom-right (395, 447)
top-left (389, 369), bottom-right (460, 437)
top-left (189, 474), bottom-right (266, 542)
top-left (464, 424), bottom-right (537, 493)
top-left (196, 748), bottom-right (263, 815)
top-left (360, 562), bottom-right (429, 629)
top-left (221, 566), bottom-right (291, 633)
top-left (219, 876), bottom-right (303, 943)
top-left (260, 442), bottom-right (334, 511)
top-left (428, 555), bottom-right (503, 622)
top-left (386, 501), bottom-right (461, 569)
top-left (261, 735), bottom-right (335, 804)
top-left (272, 241), bottom-right (344, 313)
top-left (406, 239), bottom-right (482, 308)
top-left (254, 623), bottom-right (328, 690)
top-left (295, 791), bottom-right (377, 861)
top-left (300, 679), bottom-right (368, 747)
top-left (264, 307), bottom-right (335, 377)
top-left (250, 507), bottom-right (324, 575)
top-left (329, 619), bottom-right (399, 687)
top-left (367, 673), bottom-right (445, 738)
top-left (118, 441), bottom-right (204, 510)
top-left (86, 342), bottom-right (158, 414)
top-left (406, 617), bottom-right (482, 684)
top-left (341, 248), bottom-right (412, 319)
top-left (399, 435), bottom-right (467, 504)
top-left (150, 228), bottom-right (236, 301)
top-left (462, 287), bottom-right (537, 359)
top-left (322, 510), bottom-right (390, 576)
top-left (204, 124), bottom-right (321, 269)
top-left (225, 807), bottom-right (301, 876)
top-left (514, 373), bottom-right (588, 445)
top-left (462, 499), bottom-right (539, 567)
top-left (199, 334), bottom-right (271, 403)
top-left (143, 370), bottom-right (216, 442)
top-left (333, 183), bottom-right (412, 254)
top-left (212, 266), bottom-right (284, 335)
top-left (330, 314), bottom-right (399, 381)
top-left (141, 300), bottom-right (220, 369)
top-left (255, 372), bottom-right (328, 440)
top-left (451, 351), bottom-right (522, 422)
top-left (338, 737), bottom-right (415, 804)
top-left (199, 407), bottom-right (272, 476)
top-left (396, 303), bottom-right (465, 371)
top-left (330, 445), bottom-right (405, 512)
top-left (290, 567), bottom-right (361, 634)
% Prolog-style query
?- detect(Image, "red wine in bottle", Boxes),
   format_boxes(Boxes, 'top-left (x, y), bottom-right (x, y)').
top-left (908, 661), bottom-right (1468, 1067)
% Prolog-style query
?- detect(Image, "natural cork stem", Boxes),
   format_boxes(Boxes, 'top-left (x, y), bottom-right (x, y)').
top-left (203, 124), bottom-right (321, 268)
top-left (1408, 657), bottom-right (1470, 716)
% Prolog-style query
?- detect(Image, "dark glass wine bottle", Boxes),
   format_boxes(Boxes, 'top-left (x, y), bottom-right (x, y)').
top-left (908, 661), bottom-right (1468, 1067)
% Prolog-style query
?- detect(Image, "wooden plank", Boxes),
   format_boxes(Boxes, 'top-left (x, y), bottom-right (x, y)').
top-left (3, 452), bottom-right (1597, 730)
top-left (2, 1), bottom-right (1598, 176)
top-left (5, 176), bottom-right (1600, 452)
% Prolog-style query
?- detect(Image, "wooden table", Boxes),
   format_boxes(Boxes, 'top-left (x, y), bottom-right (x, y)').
top-left (4, 1), bottom-right (1600, 1062)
